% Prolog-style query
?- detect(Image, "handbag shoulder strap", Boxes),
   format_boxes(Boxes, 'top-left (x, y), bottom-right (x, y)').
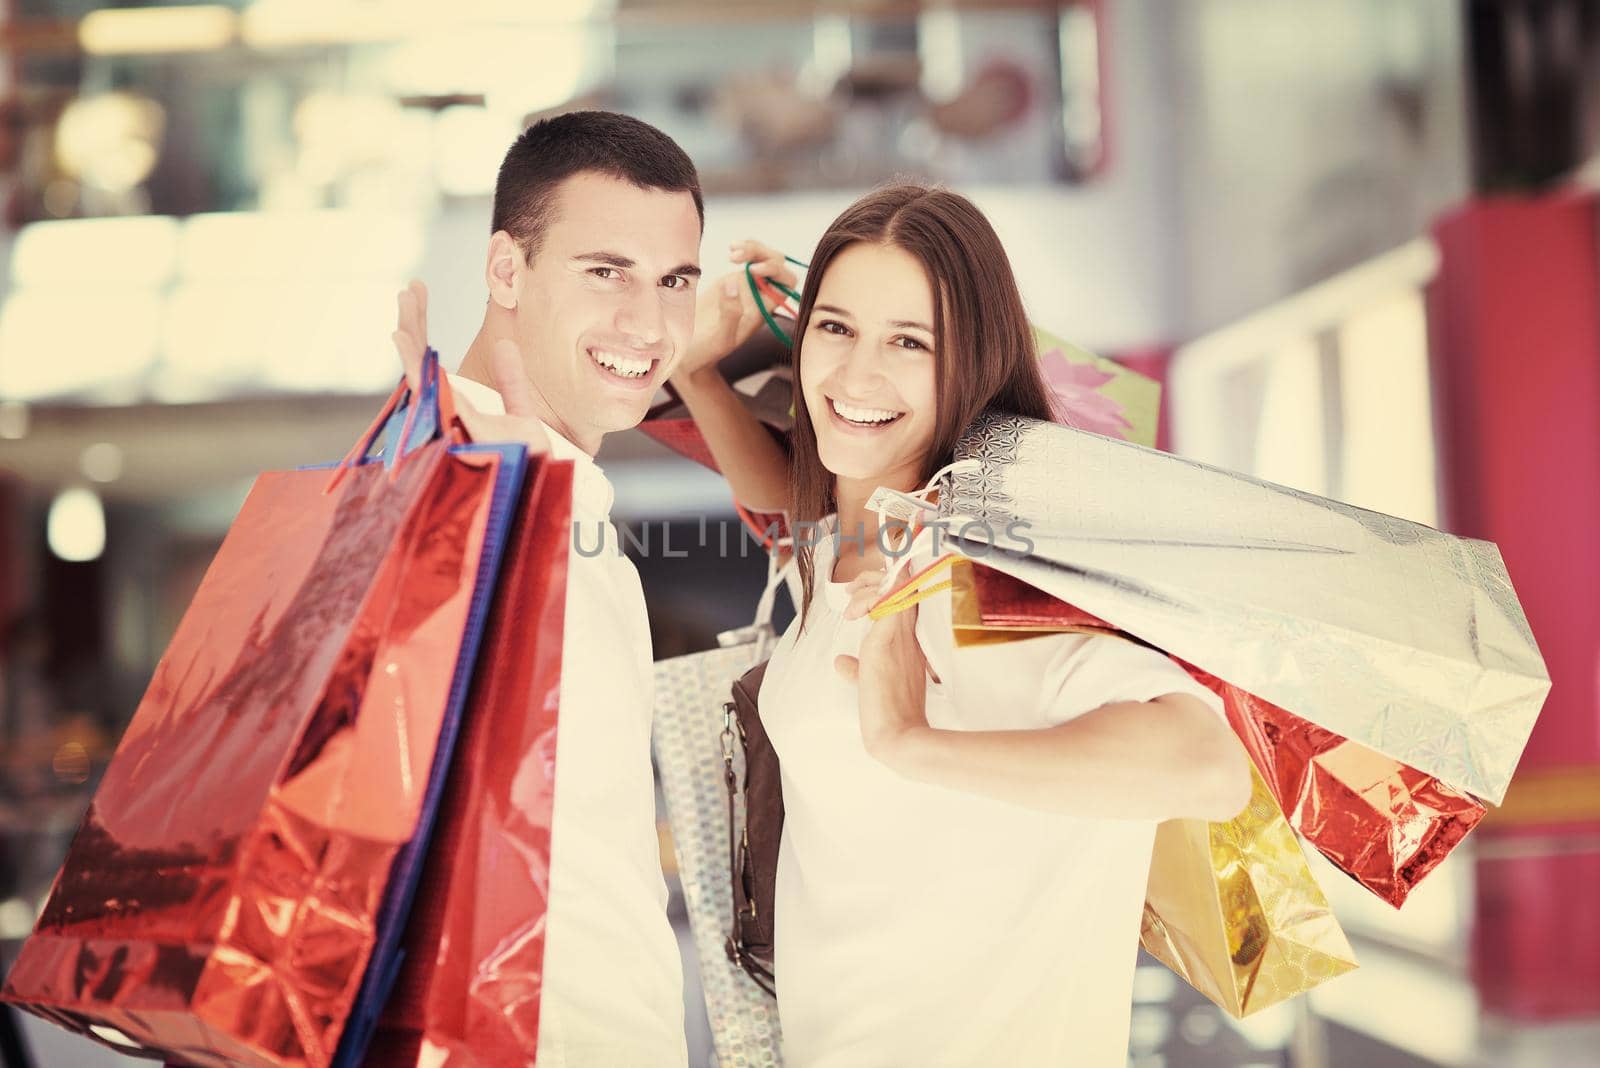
top-left (721, 658), bottom-right (775, 995)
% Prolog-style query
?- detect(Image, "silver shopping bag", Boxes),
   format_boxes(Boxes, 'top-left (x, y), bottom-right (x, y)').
top-left (653, 564), bottom-right (788, 1066)
top-left (915, 412), bottom-right (1549, 805)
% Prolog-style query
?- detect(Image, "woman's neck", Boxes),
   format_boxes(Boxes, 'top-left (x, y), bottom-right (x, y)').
top-left (830, 464), bottom-right (923, 576)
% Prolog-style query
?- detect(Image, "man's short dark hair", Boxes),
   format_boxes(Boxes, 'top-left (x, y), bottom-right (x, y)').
top-left (491, 110), bottom-right (703, 261)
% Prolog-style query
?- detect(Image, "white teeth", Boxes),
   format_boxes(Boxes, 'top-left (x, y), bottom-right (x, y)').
top-left (591, 349), bottom-right (653, 378)
top-left (830, 399), bottom-right (903, 425)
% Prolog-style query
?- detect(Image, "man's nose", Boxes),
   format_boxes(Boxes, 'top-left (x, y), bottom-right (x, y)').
top-left (615, 285), bottom-right (666, 348)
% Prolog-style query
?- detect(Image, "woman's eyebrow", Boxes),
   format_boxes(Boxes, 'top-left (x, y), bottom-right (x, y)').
top-left (814, 304), bottom-right (931, 332)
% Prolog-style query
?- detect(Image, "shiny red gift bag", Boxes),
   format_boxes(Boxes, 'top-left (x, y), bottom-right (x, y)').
top-left (1, 355), bottom-right (531, 1066)
top-left (953, 560), bottom-right (1487, 907)
top-left (364, 456), bottom-right (574, 1067)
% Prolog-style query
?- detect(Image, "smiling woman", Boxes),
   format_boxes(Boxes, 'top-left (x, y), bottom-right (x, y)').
top-left (787, 183), bottom-right (1056, 612)
top-left (670, 181), bottom-right (1252, 1067)
top-left (800, 243), bottom-right (939, 486)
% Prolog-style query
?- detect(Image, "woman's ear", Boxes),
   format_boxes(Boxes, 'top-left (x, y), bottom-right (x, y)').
top-left (486, 230), bottom-right (522, 310)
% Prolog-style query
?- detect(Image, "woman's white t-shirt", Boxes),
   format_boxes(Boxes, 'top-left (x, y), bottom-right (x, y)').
top-left (762, 524), bottom-right (1224, 1067)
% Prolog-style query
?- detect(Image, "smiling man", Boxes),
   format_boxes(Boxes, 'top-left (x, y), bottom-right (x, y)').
top-left (453, 114), bottom-right (705, 451)
top-left (391, 110), bottom-right (799, 1065)
top-left (401, 111), bottom-right (704, 1067)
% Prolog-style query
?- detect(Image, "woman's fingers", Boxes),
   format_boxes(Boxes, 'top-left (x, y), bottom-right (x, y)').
top-left (730, 240), bottom-right (799, 299)
top-left (729, 239), bottom-right (784, 264)
top-left (749, 256), bottom-right (799, 295)
top-left (841, 568), bottom-right (889, 621)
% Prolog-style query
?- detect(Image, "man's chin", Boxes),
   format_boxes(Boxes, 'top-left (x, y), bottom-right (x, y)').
top-left (590, 394), bottom-right (657, 436)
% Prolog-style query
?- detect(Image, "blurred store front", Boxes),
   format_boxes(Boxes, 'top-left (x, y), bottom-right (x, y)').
top-left (2, 2), bottom-right (1600, 1065)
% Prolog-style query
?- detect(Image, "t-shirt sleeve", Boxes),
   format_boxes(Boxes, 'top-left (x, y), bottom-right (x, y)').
top-left (916, 588), bottom-right (1225, 730)
top-left (1034, 633), bottom-right (1226, 725)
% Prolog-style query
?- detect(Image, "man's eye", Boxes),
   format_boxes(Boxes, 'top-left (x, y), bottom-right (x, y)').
top-left (590, 267), bottom-right (619, 280)
top-left (661, 275), bottom-right (690, 290)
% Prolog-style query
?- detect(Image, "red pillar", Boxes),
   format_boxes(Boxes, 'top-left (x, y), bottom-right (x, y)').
top-left (1428, 189), bottom-right (1600, 1019)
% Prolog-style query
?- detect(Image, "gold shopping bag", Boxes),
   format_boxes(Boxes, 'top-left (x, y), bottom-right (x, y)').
top-left (1140, 765), bottom-right (1359, 1018)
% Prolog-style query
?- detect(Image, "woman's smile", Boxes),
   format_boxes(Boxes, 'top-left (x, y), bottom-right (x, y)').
top-left (825, 395), bottom-right (909, 432)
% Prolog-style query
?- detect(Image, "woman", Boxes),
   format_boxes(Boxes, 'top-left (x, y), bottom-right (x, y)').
top-left (674, 185), bottom-right (1251, 1066)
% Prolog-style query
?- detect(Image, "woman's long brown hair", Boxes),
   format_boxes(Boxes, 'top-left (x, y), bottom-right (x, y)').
top-left (790, 183), bottom-right (1055, 626)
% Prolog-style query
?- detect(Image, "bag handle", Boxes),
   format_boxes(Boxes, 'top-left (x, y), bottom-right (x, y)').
top-left (325, 348), bottom-right (461, 493)
top-left (744, 254), bottom-right (807, 347)
top-left (858, 457), bottom-right (980, 619)
top-left (716, 543), bottom-right (793, 659)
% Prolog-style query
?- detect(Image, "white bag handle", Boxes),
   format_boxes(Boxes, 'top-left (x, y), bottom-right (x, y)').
top-left (716, 537), bottom-right (795, 659)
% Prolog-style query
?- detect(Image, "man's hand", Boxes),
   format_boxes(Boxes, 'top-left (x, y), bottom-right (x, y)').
top-left (835, 569), bottom-right (934, 766)
top-left (391, 280), bottom-right (548, 454)
top-left (673, 240), bottom-right (799, 385)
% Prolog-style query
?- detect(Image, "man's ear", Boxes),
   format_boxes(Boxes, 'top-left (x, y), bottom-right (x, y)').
top-left (486, 230), bottom-right (523, 310)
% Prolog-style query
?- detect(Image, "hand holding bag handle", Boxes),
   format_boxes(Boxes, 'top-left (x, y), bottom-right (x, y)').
top-left (326, 347), bottom-right (463, 495)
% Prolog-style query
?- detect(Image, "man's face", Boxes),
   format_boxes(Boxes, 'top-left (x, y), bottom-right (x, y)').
top-left (509, 171), bottom-right (702, 449)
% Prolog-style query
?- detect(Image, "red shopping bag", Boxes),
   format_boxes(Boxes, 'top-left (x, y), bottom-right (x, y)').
top-left (1, 354), bottom-right (531, 1066)
top-left (365, 455), bottom-right (574, 1066)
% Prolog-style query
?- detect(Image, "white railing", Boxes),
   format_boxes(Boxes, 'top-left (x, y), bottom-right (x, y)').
top-left (1169, 236), bottom-right (1443, 529)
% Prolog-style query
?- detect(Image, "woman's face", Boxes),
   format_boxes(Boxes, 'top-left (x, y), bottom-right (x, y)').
top-left (799, 241), bottom-right (940, 491)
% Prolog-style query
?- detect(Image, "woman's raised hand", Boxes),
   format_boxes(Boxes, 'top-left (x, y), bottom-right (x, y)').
top-left (673, 239), bottom-right (799, 385)
top-left (392, 281), bottom-right (548, 455)
top-left (836, 569), bottom-right (934, 766)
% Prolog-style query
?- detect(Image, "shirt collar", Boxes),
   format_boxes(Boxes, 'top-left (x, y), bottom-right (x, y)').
top-left (446, 372), bottom-right (616, 519)
top-left (538, 420), bottom-right (616, 519)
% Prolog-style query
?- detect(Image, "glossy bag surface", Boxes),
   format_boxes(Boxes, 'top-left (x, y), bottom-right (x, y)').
top-left (366, 459), bottom-right (575, 1067)
top-left (2, 358), bottom-right (526, 1067)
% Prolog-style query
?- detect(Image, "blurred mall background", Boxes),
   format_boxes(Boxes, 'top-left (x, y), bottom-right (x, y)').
top-left (1, 0), bottom-right (1599, 1065)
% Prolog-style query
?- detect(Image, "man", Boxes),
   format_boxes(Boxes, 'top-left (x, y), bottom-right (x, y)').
top-left (390, 111), bottom-right (791, 1065)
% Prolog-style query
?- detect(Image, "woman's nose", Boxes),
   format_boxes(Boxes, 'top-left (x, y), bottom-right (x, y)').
top-left (833, 340), bottom-right (887, 398)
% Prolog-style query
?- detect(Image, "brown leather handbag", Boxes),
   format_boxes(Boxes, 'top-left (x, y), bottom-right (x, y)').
top-left (720, 658), bottom-right (782, 995)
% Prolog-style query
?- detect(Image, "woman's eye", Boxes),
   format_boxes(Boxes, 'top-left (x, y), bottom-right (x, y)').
top-left (893, 336), bottom-right (929, 351)
top-left (816, 320), bottom-right (851, 336)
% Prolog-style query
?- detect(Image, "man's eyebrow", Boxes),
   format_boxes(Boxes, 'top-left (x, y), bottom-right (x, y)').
top-left (573, 252), bottom-right (700, 278)
top-left (573, 251), bottom-right (635, 268)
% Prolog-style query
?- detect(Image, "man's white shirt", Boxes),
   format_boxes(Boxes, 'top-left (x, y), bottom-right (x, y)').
top-left (447, 373), bottom-right (687, 1066)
